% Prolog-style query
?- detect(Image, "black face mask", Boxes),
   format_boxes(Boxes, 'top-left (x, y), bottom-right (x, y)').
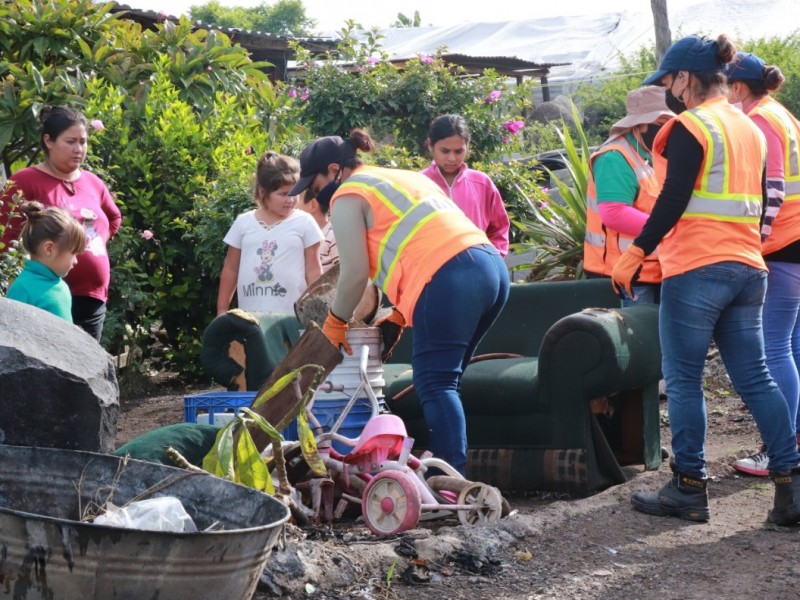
top-left (641, 123), bottom-right (663, 151)
top-left (316, 181), bottom-right (340, 212)
top-left (664, 89), bottom-right (686, 114)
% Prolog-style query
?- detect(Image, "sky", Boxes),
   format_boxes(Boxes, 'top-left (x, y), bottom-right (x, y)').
top-left (123, 0), bottom-right (683, 33)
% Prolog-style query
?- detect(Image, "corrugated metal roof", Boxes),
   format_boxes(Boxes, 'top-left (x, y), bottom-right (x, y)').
top-left (109, 3), bottom-right (337, 51)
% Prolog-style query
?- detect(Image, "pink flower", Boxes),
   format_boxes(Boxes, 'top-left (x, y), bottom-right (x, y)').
top-left (484, 90), bottom-right (502, 104)
top-left (157, 11), bottom-right (166, 22)
top-left (541, 187), bottom-right (550, 194)
top-left (420, 54), bottom-right (434, 64)
top-left (141, 230), bottom-right (154, 240)
top-left (367, 56), bottom-right (379, 65)
top-left (206, 66), bottom-right (213, 72)
top-left (287, 87), bottom-right (297, 98)
top-left (300, 89), bottom-right (310, 101)
top-left (502, 136), bottom-right (510, 143)
top-left (90, 119), bottom-right (105, 131)
top-left (502, 120), bottom-right (525, 135)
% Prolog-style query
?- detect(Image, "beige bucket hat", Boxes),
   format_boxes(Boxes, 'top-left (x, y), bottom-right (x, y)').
top-left (609, 86), bottom-right (675, 137)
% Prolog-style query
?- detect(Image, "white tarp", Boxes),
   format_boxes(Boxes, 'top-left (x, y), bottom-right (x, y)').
top-left (361, 0), bottom-right (798, 95)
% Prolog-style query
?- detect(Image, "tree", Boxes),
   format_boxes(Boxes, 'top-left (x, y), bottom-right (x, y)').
top-left (189, 0), bottom-right (316, 36)
top-left (650, 0), bottom-right (671, 64)
top-left (392, 11), bottom-right (421, 28)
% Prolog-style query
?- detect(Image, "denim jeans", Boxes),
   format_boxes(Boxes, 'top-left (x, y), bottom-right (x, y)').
top-left (71, 295), bottom-right (106, 342)
top-left (411, 245), bottom-right (510, 474)
top-left (763, 261), bottom-right (800, 433)
top-left (660, 261), bottom-right (800, 476)
top-left (622, 282), bottom-right (661, 307)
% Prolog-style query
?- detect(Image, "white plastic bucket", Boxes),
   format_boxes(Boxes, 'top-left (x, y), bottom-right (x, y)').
top-left (328, 326), bottom-right (385, 397)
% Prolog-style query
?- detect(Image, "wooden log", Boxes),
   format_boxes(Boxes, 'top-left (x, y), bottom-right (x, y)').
top-left (242, 321), bottom-right (343, 451)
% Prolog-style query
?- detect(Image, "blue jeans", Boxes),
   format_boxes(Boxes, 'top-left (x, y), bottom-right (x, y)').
top-left (660, 262), bottom-right (799, 476)
top-left (622, 282), bottom-right (661, 307)
top-left (763, 261), bottom-right (800, 434)
top-left (411, 245), bottom-right (510, 474)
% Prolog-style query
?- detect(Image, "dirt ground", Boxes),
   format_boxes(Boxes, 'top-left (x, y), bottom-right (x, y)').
top-left (116, 358), bottom-right (800, 600)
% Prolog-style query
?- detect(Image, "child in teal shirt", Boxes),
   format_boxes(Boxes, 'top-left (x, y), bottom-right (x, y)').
top-left (6, 201), bottom-right (86, 321)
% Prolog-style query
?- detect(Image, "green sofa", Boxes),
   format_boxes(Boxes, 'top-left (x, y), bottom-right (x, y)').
top-left (199, 279), bottom-right (663, 495)
top-left (383, 278), bottom-right (663, 495)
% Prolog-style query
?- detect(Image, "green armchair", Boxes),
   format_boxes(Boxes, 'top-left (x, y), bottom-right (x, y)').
top-left (383, 279), bottom-right (663, 495)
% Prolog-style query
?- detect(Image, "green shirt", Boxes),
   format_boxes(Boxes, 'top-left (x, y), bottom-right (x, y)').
top-left (593, 133), bottom-right (651, 206)
top-left (6, 259), bottom-right (73, 322)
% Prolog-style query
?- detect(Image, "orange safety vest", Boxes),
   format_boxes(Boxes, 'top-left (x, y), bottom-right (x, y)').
top-left (653, 96), bottom-right (766, 278)
top-left (584, 136), bottom-right (662, 283)
top-left (746, 96), bottom-right (800, 255)
top-left (331, 165), bottom-right (490, 325)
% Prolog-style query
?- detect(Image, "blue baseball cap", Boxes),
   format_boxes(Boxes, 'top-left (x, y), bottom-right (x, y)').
top-left (643, 35), bottom-right (723, 86)
top-left (725, 52), bottom-right (766, 82)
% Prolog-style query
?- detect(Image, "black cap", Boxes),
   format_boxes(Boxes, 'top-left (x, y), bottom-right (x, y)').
top-left (289, 136), bottom-right (346, 196)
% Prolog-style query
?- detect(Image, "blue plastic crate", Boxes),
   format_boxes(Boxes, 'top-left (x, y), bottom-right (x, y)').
top-left (183, 391), bottom-right (301, 439)
top-left (183, 391), bottom-right (377, 451)
top-left (184, 391), bottom-right (254, 425)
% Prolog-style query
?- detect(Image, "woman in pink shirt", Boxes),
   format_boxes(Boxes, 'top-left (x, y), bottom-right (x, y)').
top-left (421, 114), bottom-right (510, 256)
top-left (1, 106), bottom-right (122, 341)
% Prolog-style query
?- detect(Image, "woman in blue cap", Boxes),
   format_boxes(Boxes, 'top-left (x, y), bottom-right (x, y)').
top-left (611, 34), bottom-right (800, 525)
top-left (726, 53), bottom-right (800, 478)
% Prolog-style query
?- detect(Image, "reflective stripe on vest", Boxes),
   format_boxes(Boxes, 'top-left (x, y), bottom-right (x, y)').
top-left (753, 100), bottom-right (800, 200)
top-left (584, 138), bottom-right (659, 257)
top-left (681, 109), bottom-right (762, 222)
top-left (343, 172), bottom-right (458, 290)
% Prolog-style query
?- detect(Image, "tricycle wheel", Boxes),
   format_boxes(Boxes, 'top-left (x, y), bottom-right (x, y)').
top-left (362, 471), bottom-right (422, 535)
top-left (457, 483), bottom-right (503, 526)
top-left (426, 475), bottom-right (470, 504)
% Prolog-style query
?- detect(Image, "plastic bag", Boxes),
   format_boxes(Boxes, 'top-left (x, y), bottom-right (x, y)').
top-left (93, 497), bottom-right (198, 533)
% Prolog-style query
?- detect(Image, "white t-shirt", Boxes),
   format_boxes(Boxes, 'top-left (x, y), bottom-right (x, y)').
top-left (223, 209), bottom-right (323, 312)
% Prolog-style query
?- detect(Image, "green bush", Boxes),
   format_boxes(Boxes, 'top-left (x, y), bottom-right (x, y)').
top-left (0, 186), bottom-right (24, 295)
top-left (572, 47), bottom-right (659, 145)
top-left (292, 24), bottom-right (533, 162)
top-left (1, 0), bottom-right (292, 379)
top-left (83, 68), bottom-right (279, 374)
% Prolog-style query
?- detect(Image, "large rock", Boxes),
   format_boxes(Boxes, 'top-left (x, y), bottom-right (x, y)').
top-left (0, 297), bottom-right (119, 452)
top-left (530, 94), bottom-right (582, 127)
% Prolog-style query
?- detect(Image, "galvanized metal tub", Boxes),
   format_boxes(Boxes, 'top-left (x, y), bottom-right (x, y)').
top-left (0, 445), bottom-right (290, 600)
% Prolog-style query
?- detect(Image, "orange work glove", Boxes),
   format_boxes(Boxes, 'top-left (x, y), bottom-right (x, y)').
top-left (374, 308), bottom-right (406, 362)
top-left (611, 244), bottom-right (646, 299)
top-left (322, 310), bottom-right (352, 355)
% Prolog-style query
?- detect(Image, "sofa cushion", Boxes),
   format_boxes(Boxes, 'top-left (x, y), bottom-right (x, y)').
top-left (385, 357), bottom-right (540, 419)
top-left (114, 423), bottom-right (219, 466)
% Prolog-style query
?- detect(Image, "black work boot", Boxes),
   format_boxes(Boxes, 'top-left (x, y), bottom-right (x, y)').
top-left (631, 468), bottom-right (709, 522)
top-left (768, 468), bottom-right (800, 525)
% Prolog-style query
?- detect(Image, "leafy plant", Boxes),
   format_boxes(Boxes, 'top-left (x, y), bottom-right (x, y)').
top-left (291, 24), bottom-right (533, 162)
top-left (0, 185), bottom-right (24, 295)
top-left (572, 46), bottom-right (658, 145)
top-left (202, 365), bottom-right (327, 499)
top-left (189, 0), bottom-right (316, 37)
top-left (510, 100), bottom-right (590, 280)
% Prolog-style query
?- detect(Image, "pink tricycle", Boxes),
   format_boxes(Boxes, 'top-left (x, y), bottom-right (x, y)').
top-left (307, 344), bottom-right (506, 535)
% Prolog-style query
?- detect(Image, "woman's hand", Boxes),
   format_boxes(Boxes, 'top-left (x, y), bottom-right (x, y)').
top-left (611, 245), bottom-right (646, 299)
top-left (322, 310), bottom-right (352, 354)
